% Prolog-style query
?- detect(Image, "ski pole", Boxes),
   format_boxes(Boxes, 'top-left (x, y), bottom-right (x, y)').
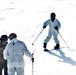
top-left (58, 31), bottom-right (70, 50)
top-left (32, 53), bottom-right (34, 75)
top-left (32, 60), bottom-right (34, 75)
top-left (32, 29), bottom-right (44, 45)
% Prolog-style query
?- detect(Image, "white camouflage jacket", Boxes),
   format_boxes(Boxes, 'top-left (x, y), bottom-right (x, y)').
top-left (43, 18), bottom-right (61, 35)
top-left (3, 38), bottom-right (33, 68)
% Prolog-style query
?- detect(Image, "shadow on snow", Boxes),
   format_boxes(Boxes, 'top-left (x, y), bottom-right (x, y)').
top-left (45, 49), bottom-right (76, 66)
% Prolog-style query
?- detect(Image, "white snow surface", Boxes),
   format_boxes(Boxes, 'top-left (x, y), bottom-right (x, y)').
top-left (1, 0), bottom-right (76, 75)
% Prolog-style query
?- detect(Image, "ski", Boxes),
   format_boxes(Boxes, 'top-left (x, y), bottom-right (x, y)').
top-left (44, 47), bottom-right (66, 52)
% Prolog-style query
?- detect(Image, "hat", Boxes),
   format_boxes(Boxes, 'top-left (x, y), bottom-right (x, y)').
top-left (8, 33), bottom-right (17, 40)
top-left (1, 35), bottom-right (8, 41)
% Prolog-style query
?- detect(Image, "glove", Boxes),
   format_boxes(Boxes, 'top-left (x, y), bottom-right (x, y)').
top-left (55, 26), bottom-right (58, 31)
top-left (31, 57), bottom-right (34, 62)
top-left (43, 26), bottom-right (46, 29)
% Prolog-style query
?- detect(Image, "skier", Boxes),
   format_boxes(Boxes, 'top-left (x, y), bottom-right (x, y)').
top-left (43, 12), bottom-right (61, 51)
top-left (3, 33), bottom-right (34, 75)
top-left (0, 35), bottom-right (8, 75)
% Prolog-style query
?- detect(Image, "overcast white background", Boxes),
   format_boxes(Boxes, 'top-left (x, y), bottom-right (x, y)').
top-left (0, 0), bottom-right (76, 75)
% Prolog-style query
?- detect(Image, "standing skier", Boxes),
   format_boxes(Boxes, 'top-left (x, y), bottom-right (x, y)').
top-left (43, 12), bottom-right (61, 50)
top-left (3, 33), bottom-right (34, 75)
top-left (0, 35), bottom-right (8, 75)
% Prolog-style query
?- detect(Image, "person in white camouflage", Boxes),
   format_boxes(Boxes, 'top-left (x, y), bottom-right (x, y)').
top-left (3, 33), bottom-right (34, 75)
top-left (43, 12), bottom-right (61, 51)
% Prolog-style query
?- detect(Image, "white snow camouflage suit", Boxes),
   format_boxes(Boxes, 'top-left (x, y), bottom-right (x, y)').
top-left (3, 38), bottom-right (33, 75)
top-left (43, 18), bottom-right (61, 44)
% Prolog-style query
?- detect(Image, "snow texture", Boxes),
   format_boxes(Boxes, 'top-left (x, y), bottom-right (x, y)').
top-left (0, 0), bottom-right (76, 75)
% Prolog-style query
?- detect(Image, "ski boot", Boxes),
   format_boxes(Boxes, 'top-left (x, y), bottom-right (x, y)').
top-left (54, 44), bottom-right (60, 49)
top-left (43, 43), bottom-right (47, 48)
top-left (43, 43), bottom-right (48, 51)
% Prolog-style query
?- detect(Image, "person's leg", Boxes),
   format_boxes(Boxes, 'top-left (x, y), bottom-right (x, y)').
top-left (0, 69), bottom-right (2, 75)
top-left (4, 61), bottom-right (8, 75)
top-left (0, 63), bottom-right (3, 75)
top-left (16, 67), bottom-right (24, 75)
top-left (8, 67), bottom-right (15, 75)
top-left (43, 32), bottom-right (52, 48)
top-left (53, 34), bottom-right (60, 49)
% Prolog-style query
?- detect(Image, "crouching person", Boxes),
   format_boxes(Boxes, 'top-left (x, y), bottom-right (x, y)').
top-left (3, 33), bottom-right (34, 75)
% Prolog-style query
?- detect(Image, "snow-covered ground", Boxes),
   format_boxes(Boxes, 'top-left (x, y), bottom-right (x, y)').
top-left (1, 0), bottom-right (76, 75)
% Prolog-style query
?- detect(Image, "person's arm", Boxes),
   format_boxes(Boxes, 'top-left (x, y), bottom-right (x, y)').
top-left (23, 43), bottom-right (33, 58)
top-left (23, 43), bottom-right (34, 62)
top-left (3, 45), bottom-right (9, 60)
top-left (55, 19), bottom-right (61, 31)
top-left (43, 20), bottom-right (49, 29)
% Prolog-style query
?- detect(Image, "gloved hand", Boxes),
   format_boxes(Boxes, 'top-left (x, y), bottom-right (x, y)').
top-left (43, 26), bottom-right (46, 29)
top-left (55, 26), bottom-right (58, 31)
top-left (31, 57), bottom-right (34, 62)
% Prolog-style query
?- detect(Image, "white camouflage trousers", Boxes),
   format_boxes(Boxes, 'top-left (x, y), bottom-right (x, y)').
top-left (44, 31), bottom-right (59, 44)
top-left (8, 67), bottom-right (24, 75)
